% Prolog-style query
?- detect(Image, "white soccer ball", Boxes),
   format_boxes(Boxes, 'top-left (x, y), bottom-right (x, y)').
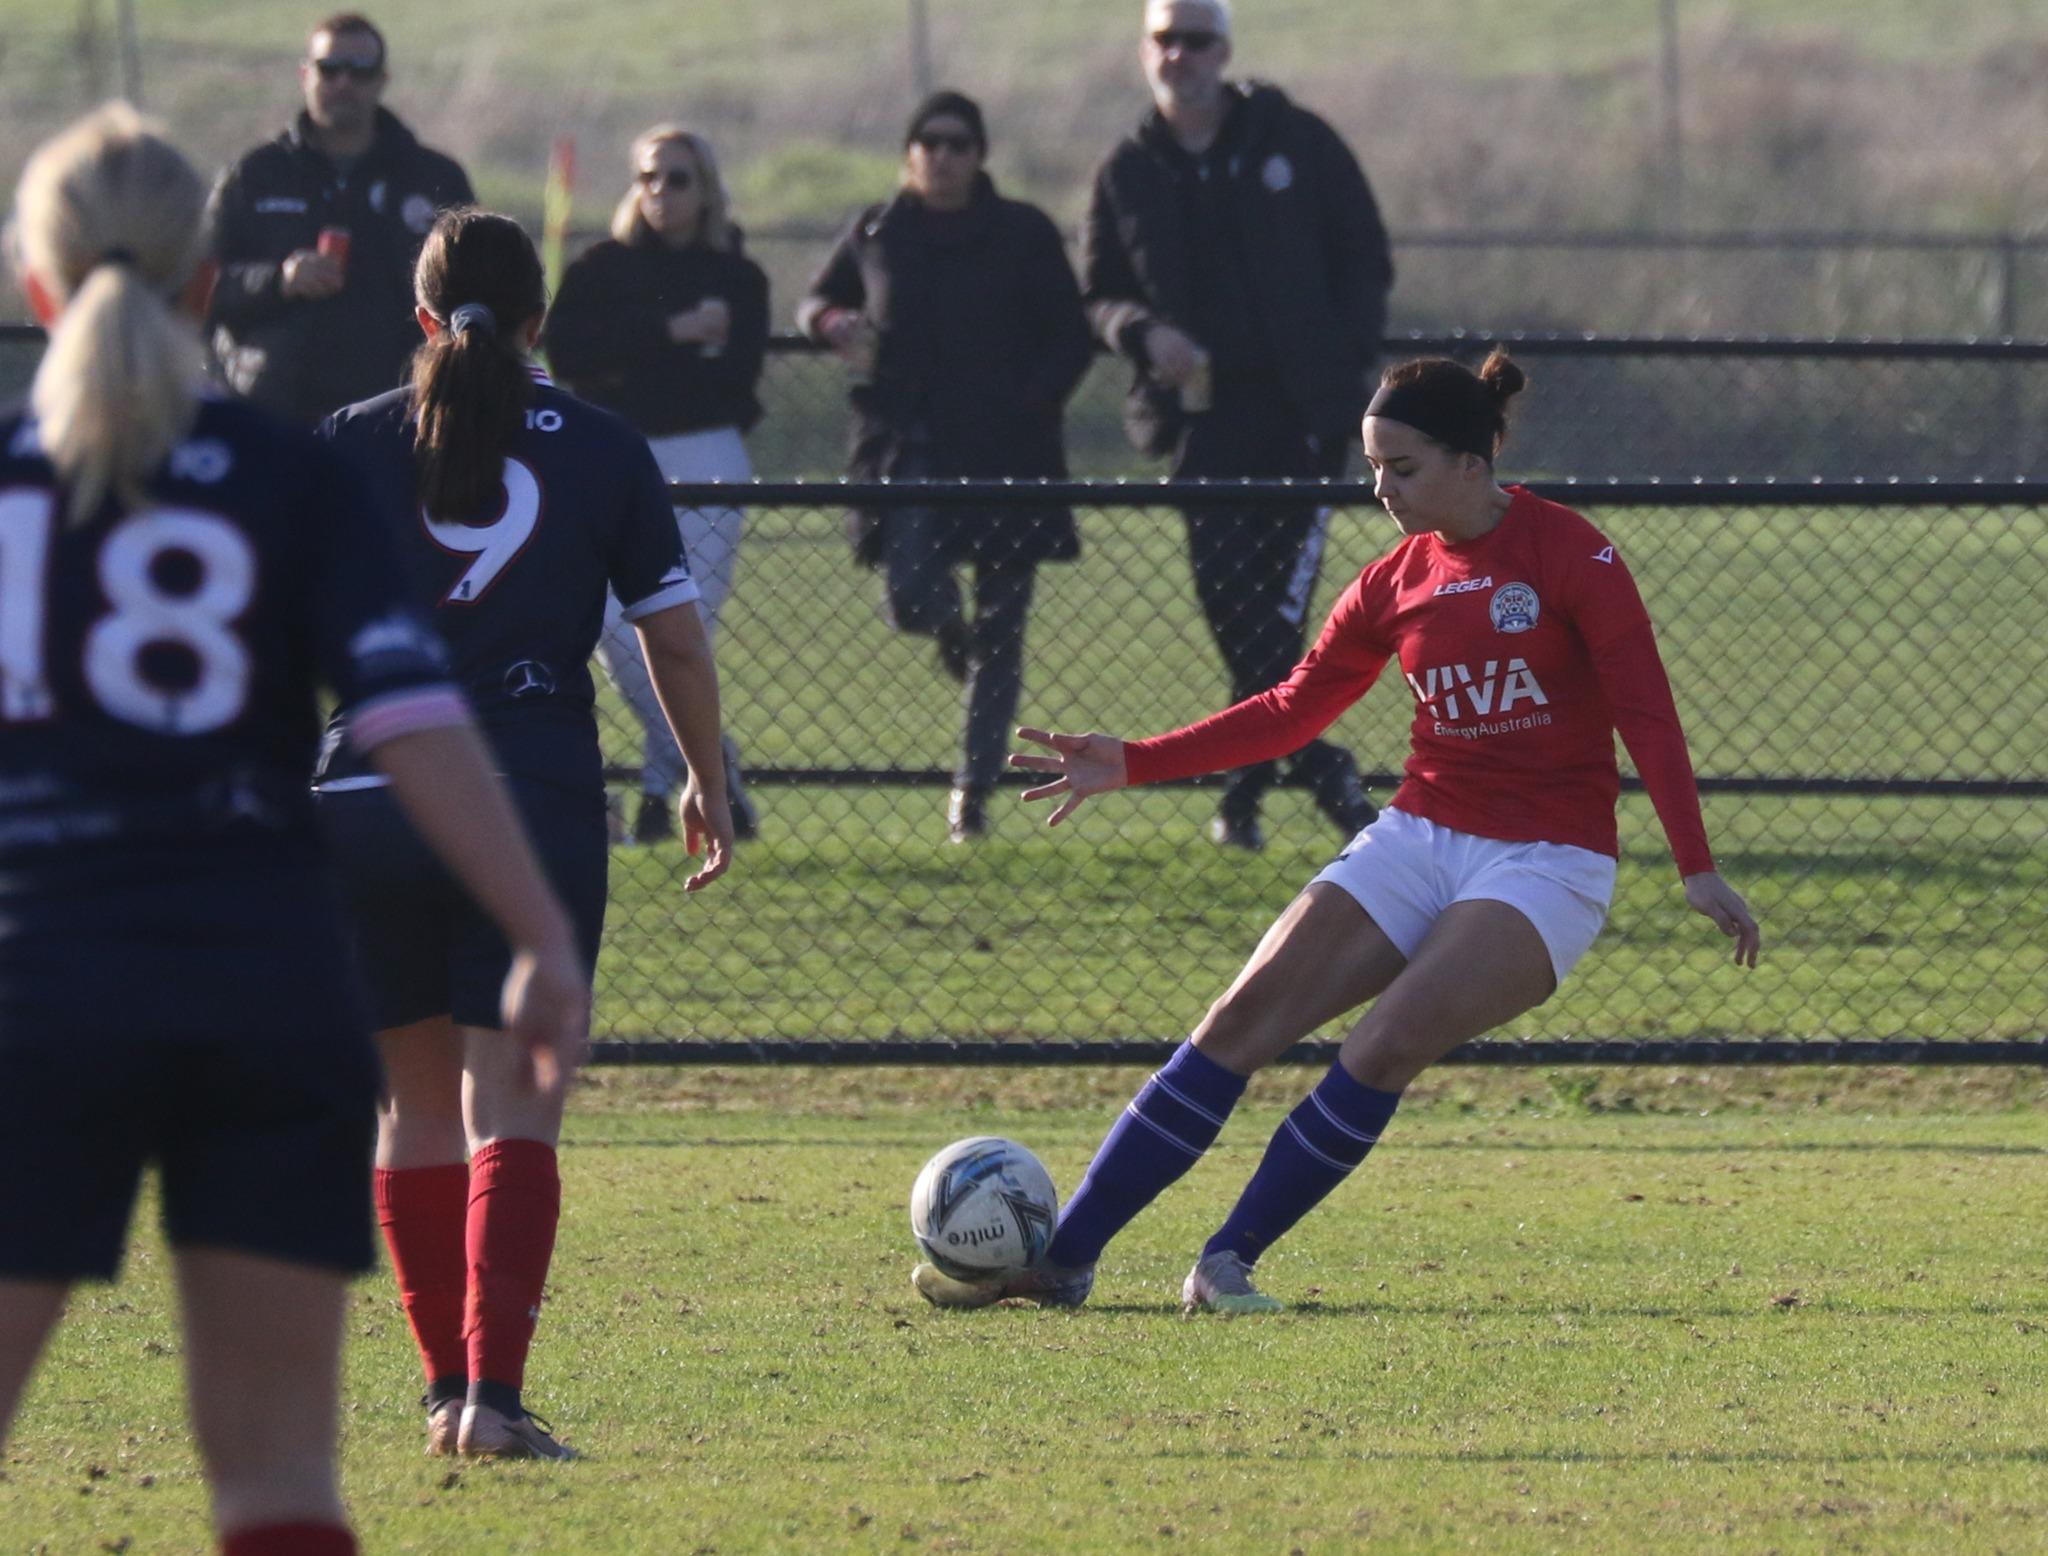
top-left (909, 1136), bottom-right (1058, 1281)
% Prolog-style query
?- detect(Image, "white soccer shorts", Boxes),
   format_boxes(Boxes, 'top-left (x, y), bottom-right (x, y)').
top-left (1310, 804), bottom-right (1617, 987)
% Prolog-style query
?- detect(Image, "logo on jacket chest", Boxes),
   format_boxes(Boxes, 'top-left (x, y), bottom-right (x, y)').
top-left (1404, 658), bottom-right (1549, 722)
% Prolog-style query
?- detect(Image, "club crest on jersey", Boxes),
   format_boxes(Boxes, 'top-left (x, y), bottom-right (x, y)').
top-left (1489, 582), bottom-right (1540, 634)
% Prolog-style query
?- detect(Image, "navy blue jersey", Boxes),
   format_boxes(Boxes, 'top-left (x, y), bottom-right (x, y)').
top-left (315, 373), bottom-right (697, 794)
top-left (0, 396), bottom-right (456, 890)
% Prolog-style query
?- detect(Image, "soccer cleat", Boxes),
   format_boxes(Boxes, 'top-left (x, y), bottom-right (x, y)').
top-left (425, 1397), bottom-right (461, 1457)
top-left (1208, 811), bottom-right (1265, 852)
top-left (911, 1258), bottom-right (1094, 1310)
top-left (1181, 1250), bottom-right (1284, 1316)
top-left (457, 1402), bottom-right (578, 1461)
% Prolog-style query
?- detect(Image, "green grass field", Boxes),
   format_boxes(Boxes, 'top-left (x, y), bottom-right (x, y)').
top-left (7, 1071), bottom-right (2045, 1553)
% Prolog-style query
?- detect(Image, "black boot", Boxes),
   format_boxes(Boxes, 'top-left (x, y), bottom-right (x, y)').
top-left (632, 792), bottom-right (675, 845)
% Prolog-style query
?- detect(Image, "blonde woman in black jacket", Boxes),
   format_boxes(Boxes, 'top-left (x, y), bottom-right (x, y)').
top-left (545, 126), bottom-right (767, 844)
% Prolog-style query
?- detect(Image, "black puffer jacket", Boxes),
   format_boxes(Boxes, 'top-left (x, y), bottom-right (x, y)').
top-left (1082, 83), bottom-right (1393, 455)
top-left (542, 233), bottom-right (769, 437)
top-left (799, 174), bottom-right (1094, 565)
top-left (206, 108), bottom-right (473, 425)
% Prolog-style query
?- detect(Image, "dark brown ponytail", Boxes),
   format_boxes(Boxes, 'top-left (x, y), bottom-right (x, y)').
top-left (409, 207), bottom-right (546, 522)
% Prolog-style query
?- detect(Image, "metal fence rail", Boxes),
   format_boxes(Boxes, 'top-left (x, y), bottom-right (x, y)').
top-left (4, 326), bottom-right (2046, 482)
top-left (584, 480), bottom-right (2047, 1063)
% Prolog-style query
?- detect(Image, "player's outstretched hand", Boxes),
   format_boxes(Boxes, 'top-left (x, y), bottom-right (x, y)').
top-left (1010, 726), bottom-right (1129, 827)
top-left (499, 942), bottom-right (590, 1095)
top-left (678, 776), bottom-right (735, 891)
top-left (1682, 871), bottom-right (1762, 968)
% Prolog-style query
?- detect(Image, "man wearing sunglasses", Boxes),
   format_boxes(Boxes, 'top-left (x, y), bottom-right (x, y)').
top-left (206, 12), bottom-right (473, 424)
top-left (1083, 0), bottom-right (1394, 853)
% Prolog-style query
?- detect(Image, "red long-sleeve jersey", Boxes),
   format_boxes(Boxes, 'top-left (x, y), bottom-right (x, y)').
top-left (1125, 487), bottom-right (1715, 876)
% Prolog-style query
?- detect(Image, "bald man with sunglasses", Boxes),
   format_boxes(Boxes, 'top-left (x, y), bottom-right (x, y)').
top-left (1083, 0), bottom-right (1394, 852)
top-left (207, 12), bottom-right (473, 424)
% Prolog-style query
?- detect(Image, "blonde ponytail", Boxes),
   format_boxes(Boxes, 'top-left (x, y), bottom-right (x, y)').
top-left (6, 104), bottom-right (209, 527)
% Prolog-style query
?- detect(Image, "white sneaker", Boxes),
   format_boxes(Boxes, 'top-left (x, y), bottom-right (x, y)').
top-left (1181, 1250), bottom-right (1284, 1315)
top-left (911, 1259), bottom-right (1094, 1310)
top-left (457, 1402), bottom-right (578, 1460)
top-left (425, 1396), bottom-right (461, 1457)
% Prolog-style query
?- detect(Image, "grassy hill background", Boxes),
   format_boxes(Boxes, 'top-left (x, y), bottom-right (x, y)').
top-left (3, 1), bottom-right (2046, 331)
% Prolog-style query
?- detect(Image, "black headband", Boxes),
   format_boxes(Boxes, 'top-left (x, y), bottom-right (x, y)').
top-left (96, 247), bottom-right (139, 271)
top-left (1365, 380), bottom-right (1497, 461)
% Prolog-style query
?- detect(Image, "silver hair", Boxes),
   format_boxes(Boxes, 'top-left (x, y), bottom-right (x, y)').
top-left (1145, 0), bottom-right (1232, 34)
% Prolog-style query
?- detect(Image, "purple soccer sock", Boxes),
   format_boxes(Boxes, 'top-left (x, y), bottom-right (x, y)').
top-left (1203, 1062), bottom-right (1402, 1265)
top-left (1045, 1041), bottom-right (1247, 1269)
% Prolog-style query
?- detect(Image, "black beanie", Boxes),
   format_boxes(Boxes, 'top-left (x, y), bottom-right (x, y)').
top-left (904, 90), bottom-right (988, 152)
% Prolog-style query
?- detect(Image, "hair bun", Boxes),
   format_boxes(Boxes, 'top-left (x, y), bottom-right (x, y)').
top-left (1477, 348), bottom-right (1526, 403)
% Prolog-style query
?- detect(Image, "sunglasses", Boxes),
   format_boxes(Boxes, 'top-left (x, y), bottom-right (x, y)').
top-left (1150, 29), bottom-right (1222, 52)
top-left (637, 169), bottom-right (694, 192)
top-left (913, 131), bottom-right (979, 155)
top-left (310, 57), bottom-right (382, 81)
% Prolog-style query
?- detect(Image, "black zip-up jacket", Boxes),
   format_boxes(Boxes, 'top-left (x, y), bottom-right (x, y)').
top-left (541, 232), bottom-right (769, 437)
top-left (1082, 82), bottom-right (1393, 455)
top-left (206, 107), bottom-right (473, 425)
top-left (798, 174), bottom-right (1094, 565)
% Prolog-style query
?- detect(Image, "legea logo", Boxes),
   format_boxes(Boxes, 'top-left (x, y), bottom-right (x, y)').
top-left (1432, 575), bottom-right (1494, 597)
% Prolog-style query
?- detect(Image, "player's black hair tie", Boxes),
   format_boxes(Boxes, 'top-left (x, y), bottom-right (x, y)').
top-left (95, 247), bottom-right (139, 270)
top-left (448, 301), bottom-right (497, 338)
top-left (1365, 380), bottom-right (1497, 462)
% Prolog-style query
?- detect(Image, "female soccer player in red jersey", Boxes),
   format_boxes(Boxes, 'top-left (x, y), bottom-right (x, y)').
top-left (0, 109), bottom-right (586, 1556)
top-left (316, 210), bottom-right (733, 1459)
top-left (914, 349), bottom-right (1761, 1315)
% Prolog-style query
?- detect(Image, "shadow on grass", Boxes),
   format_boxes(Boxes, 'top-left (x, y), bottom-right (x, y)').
top-left (1117, 1446), bottom-right (2048, 1466)
top-left (566, 1134), bottom-right (2047, 1157)
top-left (917, 1300), bottom-right (2048, 1321)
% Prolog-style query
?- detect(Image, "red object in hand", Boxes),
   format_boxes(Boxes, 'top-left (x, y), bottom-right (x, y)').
top-left (316, 226), bottom-right (351, 279)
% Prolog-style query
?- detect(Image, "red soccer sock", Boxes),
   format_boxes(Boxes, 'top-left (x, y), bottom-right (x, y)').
top-left (464, 1138), bottom-right (562, 1394)
top-left (221, 1524), bottom-right (356, 1556)
top-left (372, 1162), bottom-right (471, 1388)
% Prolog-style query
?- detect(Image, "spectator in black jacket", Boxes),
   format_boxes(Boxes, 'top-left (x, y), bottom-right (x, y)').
top-left (206, 12), bottom-right (472, 424)
top-left (544, 126), bottom-right (769, 845)
top-left (799, 92), bottom-right (1093, 843)
top-left (1084, 0), bottom-right (1393, 852)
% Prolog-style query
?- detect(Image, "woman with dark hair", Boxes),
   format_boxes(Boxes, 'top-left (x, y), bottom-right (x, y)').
top-left (798, 91), bottom-right (1095, 842)
top-left (544, 126), bottom-right (768, 844)
top-left (316, 207), bottom-right (735, 1459)
top-left (917, 351), bottom-right (1761, 1315)
top-left (0, 110), bottom-right (584, 1556)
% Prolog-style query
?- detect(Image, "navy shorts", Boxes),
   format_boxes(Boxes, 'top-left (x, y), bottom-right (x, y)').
top-left (315, 774), bottom-right (607, 1031)
top-left (0, 864), bottom-right (379, 1280)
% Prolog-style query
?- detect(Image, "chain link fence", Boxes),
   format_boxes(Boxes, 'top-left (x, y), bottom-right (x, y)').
top-left (1, 323), bottom-right (2042, 1060)
top-left (4, 326), bottom-right (2047, 482)
top-left (747, 334), bottom-right (2048, 483)
top-left (597, 480), bottom-right (2047, 1063)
